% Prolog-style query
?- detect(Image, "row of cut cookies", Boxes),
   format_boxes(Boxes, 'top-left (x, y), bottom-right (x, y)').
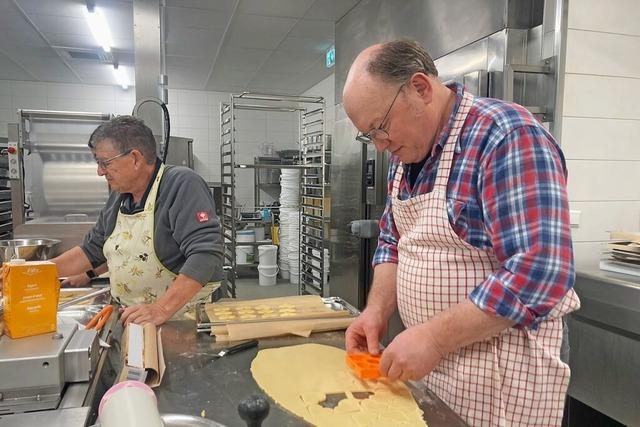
top-left (210, 305), bottom-right (298, 321)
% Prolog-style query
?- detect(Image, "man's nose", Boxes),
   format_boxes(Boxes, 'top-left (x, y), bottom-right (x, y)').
top-left (97, 164), bottom-right (106, 176)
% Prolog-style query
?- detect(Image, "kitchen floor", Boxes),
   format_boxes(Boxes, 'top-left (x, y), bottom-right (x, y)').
top-left (234, 276), bottom-right (300, 299)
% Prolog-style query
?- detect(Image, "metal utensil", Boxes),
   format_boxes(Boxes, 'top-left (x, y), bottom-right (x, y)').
top-left (58, 287), bottom-right (111, 310)
top-left (212, 340), bottom-right (258, 359)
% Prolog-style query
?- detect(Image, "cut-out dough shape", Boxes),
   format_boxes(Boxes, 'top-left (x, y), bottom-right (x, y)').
top-left (251, 343), bottom-right (426, 426)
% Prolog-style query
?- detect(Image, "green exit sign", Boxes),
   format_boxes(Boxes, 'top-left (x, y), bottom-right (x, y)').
top-left (326, 46), bottom-right (335, 68)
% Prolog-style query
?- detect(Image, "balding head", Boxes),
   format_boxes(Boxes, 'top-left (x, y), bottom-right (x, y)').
top-left (342, 40), bottom-right (454, 164)
top-left (343, 44), bottom-right (386, 121)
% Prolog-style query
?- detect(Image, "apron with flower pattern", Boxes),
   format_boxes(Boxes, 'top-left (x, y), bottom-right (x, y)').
top-left (103, 164), bottom-right (219, 319)
top-left (392, 91), bottom-right (580, 426)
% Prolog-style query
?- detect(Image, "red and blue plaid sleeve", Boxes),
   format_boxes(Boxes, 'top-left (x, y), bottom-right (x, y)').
top-left (468, 125), bottom-right (575, 329)
top-left (373, 160), bottom-right (400, 266)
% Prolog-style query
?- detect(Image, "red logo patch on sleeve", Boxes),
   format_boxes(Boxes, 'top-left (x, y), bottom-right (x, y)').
top-left (196, 211), bottom-right (209, 223)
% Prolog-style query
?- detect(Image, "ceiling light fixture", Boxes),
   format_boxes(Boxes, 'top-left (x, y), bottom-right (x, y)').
top-left (83, 5), bottom-right (113, 53)
top-left (112, 63), bottom-right (129, 90)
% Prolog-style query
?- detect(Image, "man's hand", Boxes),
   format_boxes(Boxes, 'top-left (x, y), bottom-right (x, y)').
top-left (379, 322), bottom-right (445, 382)
top-left (61, 273), bottom-right (91, 288)
top-left (345, 308), bottom-right (389, 355)
top-left (120, 303), bottom-right (171, 326)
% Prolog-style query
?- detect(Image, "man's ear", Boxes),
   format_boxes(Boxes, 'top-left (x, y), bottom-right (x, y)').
top-left (130, 149), bottom-right (145, 168)
top-left (408, 72), bottom-right (434, 105)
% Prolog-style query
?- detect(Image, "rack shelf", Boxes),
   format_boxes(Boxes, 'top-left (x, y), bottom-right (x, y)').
top-left (219, 92), bottom-right (327, 297)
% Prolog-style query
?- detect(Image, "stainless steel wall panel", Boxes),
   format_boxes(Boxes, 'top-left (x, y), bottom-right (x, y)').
top-left (334, 0), bottom-right (543, 102)
top-left (329, 105), bottom-right (366, 307)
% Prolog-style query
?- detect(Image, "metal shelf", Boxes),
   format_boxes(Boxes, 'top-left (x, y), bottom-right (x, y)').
top-left (299, 127), bottom-right (330, 296)
top-left (220, 93), bottom-right (326, 297)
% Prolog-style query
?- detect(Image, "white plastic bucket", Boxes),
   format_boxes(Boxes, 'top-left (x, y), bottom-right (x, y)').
top-left (257, 264), bottom-right (279, 286)
top-left (258, 245), bottom-right (278, 266)
top-left (289, 272), bottom-right (299, 285)
top-left (280, 268), bottom-right (290, 280)
top-left (236, 230), bottom-right (255, 265)
top-left (252, 226), bottom-right (265, 241)
top-left (236, 247), bottom-right (253, 265)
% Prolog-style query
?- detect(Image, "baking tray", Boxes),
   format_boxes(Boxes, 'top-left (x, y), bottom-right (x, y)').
top-left (196, 296), bottom-right (360, 333)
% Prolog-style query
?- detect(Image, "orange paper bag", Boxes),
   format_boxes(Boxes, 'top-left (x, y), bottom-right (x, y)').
top-left (2, 260), bottom-right (59, 339)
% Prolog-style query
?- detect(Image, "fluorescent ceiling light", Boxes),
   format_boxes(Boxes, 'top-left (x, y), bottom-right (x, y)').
top-left (112, 64), bottom-right (129, 90)
top-left (83, 6), bottom-right (113, 53)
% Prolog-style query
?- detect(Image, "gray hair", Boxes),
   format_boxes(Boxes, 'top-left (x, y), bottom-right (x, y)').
top-left (367, 39), bottom-right (438, 83)
top-left (88, 115), bottom-right (157, 164)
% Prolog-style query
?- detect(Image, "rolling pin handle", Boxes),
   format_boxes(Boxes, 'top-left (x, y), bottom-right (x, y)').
top-left (238, 393), bottom-right (270, 427)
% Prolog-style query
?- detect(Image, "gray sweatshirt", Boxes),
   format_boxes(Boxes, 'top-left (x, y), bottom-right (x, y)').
top-left (81, 162), bottom-right (223, 285)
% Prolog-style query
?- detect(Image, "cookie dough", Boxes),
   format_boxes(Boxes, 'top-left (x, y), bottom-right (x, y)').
top-left (251, 343), bottom-right (426, 426)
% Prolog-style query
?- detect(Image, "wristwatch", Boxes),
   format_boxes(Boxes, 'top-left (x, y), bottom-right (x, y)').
top-left (85, 269), bottom-right (97, 279)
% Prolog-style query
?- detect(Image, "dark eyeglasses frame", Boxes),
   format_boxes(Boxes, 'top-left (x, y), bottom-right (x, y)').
top-left (355, 81), bottom-right (406, 144)
top-left (95, 149), bottom-right (133, 169)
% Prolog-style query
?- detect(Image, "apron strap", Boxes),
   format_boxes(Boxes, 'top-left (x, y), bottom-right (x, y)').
top-left (391, 90), bottom-right (474, 199)
top-left (433, 91), bottom-right (474, 191)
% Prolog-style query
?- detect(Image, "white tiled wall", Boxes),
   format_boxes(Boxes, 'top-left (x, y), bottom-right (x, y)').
top-left (0, 80), bottom-right (299, 206)
top-left (561, 0), bottom-right (640, 267)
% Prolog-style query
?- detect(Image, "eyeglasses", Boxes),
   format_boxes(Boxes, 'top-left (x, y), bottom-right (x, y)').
top-left (355, 82), bottom-right (406, 144)
top-left (95, 149), bottom-right (132, 169)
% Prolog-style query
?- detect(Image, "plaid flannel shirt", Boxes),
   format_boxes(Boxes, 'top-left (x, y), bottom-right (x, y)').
top-left (373, 82), bottom-right (575, 329)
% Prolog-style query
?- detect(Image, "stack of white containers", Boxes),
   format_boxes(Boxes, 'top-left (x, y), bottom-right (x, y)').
top-left (287, 210), bottom-right (300, 284)
top-left (279, 169), bottom-right (300, 283)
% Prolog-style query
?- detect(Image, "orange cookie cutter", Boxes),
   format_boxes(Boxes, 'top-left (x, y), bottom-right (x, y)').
top-left (345, 352), bottom-right (382, 380)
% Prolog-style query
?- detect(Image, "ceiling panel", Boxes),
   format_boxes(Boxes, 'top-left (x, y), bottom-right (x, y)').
top-left (0, 50), bottom-right (37, 81)
top-left (165, 6), bottom-right (231, 29)
top-left (225, 13), bottom-right (298, 50)
top-left (215, 46), bottom-right (272, 70)
top-left (278, 36), bottom-right (333, 53)
top-left (294, 57), bottom-right (334, 93)
top-left (237, 0), bottom-right (315, 18)
top-left (72, 62), bottom-right (120, 84)
top-left (20, 59), bottom-right (77, 82)
top-left (166, 65), bottom-right (209, 89)
top-left (28, 14), bottom-right (88, 36)
top-left (2, 0), bottom-right (342, 95)
top-left (165, 28), bottom-right (226, 57)
top-left (289, 19), bottom-right (333, 39)
top-left (166, 26), bottom-right (225, 48)
top-left (1, 45), bottom-right (59, 59)
top-left (13, 0), bottom-right (84, 17)
top-left (165, 0), bottom-right (238, 12)
top-left (208, 65), bottom-right (255, 87)
top-left (303, 0), bottom-right (359, 21)
top-left (260, 49), bottom-right (324, 74)
top-left (205, 83), bottom-right (246, 93)
top-left (165, 55), bottom-right (210, 69)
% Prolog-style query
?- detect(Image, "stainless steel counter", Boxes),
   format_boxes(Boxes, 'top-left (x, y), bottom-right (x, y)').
top-left (567, 269), bottom-right (640, 426)
top-left (1, 311), bottom-right (466, 426)
top-left (152, 321), bottom-right (467, 427)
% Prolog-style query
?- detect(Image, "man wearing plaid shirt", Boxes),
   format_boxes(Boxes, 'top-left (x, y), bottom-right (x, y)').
top-left (343, 40), bottom-right (580, 426)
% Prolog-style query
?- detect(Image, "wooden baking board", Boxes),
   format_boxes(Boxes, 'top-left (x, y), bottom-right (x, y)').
top-left (204, 295), bottom-right (351, 324)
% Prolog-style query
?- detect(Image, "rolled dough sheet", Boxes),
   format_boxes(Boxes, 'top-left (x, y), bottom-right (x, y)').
top-left (251, 343), bottom-right (426, 426)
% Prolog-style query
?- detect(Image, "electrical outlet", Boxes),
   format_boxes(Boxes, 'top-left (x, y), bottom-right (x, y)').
top-left (569, 210), bottom-right (581, 228)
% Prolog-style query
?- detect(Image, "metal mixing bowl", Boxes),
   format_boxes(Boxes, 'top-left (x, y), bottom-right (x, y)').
top-left (0, 238), bottom-right (62, 263)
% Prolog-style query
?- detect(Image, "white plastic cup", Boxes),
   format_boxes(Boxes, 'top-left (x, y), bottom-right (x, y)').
top-left (99, 381), bottom-right (162, 427)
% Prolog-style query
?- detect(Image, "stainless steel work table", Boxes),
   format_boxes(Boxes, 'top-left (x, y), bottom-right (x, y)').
top-left (150, 320), bottom-right (467, 427)
top-left (567, 269), bottom-right (640, 426)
